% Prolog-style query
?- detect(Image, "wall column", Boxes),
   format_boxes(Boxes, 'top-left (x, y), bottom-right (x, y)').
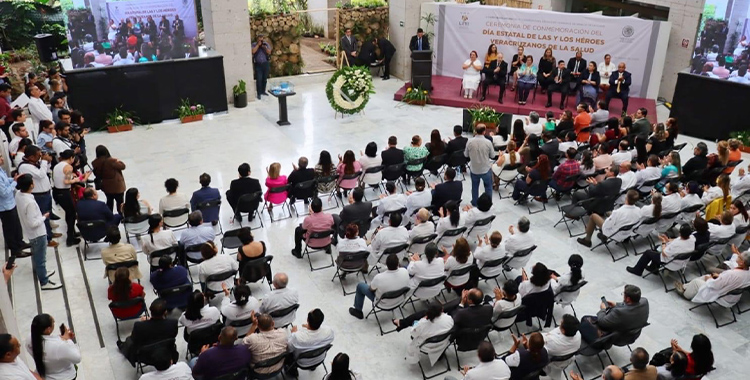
top-left (201, 0), bottom-right (255, 103)
top-left (389, 0), bottom-right (433, 81)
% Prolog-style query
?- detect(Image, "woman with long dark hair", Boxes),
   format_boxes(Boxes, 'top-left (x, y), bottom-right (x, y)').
top-left (404, 301), bottom-right (454, 365)
top-left (315, 150), bottom-right (336, 193)
top-left (220, 284), bottom-right (259, 337)
top-left (93, 145), bottom-right (127, 213)
top-left (336, 150), bottom-right (362, 197)
top-left (511, 119), bottom-right (527, 144)
top-left (656, 351), bottom-right (688, 380)
top-left (406, 243), bottom-right (446, 299)
top-left (236, 227), bottom-right (270, 283)
top-left (552, 254), bottom-right (584, 305)
top-left (426, 129), bottom-right (446, 158)
top-left (107, 267), bottom-right (146, 318)
top-left (518, 262), bottom-right (551, 297)
top-left (670, 334), bottom-right (714, 376)
top-left (324, 353), bottom-right (362, 380)
top-left (179, 290), bottom-right (221, 334)
top-left (28, 313), bottom-right (81, 380)
top-left (506, 332), bottom-right (549, 379)
top-left (121, 187), bottom-right (151, 218)
top-left (512, 154), bottom-right (550, 201)
top-left (435, 200), bottom-right (464, 251)
top-left (140, 214), bottom-right (177, 267)
top-left (198, 241), bottom-right (239, 301)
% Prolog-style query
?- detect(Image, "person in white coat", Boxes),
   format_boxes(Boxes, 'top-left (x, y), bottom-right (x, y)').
top-left (542, 314), bottom-right (581, 380)
top-left (407, 243), bottom-right (445, 299)
top-left (462, 193), bottom-right (493, 245)
top-left (677, 250), bottom-right (750, 307)
top-left (679, 182), bottom-right (703, 223)
top-left (475, 231), bottom-right (507, 279)
top-left (551, 254), bottom-right (585, 306)
top-left (405, 301), bottom-right (454, 365)
top-left (373, 182), bottom-right (407, 228)
top-left (445, 341), bottom-right (511, 380)
top-left (490, 280), bottom-right (522, 330)
top-left (504, 217), bottom-right (535, 269)
top-left (442, 237), bottom-right (474, 289)
top-left (405, 178), bottom-right (432, 224)
top-left (577, 190), bottom-right (641, 248)
top-left (27, 314), bottom-right (81, 380)
top-left (219, 284), bottom-right (260, 337)
top-left (369, 213), bottom-right (409, 265)
top-left (731, 165), bottom-right (750, 203)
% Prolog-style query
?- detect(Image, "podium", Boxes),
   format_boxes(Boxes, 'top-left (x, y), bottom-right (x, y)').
top-left (411, 50), bottom-right (432, 91)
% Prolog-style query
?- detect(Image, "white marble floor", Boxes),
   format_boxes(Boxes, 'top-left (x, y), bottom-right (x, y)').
top-left (5, 76), bottom-right (745, 380)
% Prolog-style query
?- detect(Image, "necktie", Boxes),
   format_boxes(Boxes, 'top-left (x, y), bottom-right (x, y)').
top-left (574, 61), bottom-right (579, 73)
top-left (617, 73), bottom-right (622, 93)
top-left (557, 71), bottom-right (562, 81)
top-left (418, 38), bottom-right (422, 50)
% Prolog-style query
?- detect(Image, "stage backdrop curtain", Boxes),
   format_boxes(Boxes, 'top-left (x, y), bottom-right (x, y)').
top-left (433, 3), bottom-right (663, 98)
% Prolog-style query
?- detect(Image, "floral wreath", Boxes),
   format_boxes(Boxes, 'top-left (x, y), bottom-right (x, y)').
top-left (325, 66), bottom-right (375, 115)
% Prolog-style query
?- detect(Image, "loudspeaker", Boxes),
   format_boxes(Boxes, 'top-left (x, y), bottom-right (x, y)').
top-left (34, 34), bottom-right (58, 63)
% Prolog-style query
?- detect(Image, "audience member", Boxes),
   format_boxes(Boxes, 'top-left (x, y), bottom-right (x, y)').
top-left (287, 309), bottom-right (335, 376)
top-left (570, 365), bottom-right (623, 380)
top-left (475, 231), bottom-right (506, 279)
top-left (627, 224), bottom-right (694, 276)
top-left (159, 178), bottom-right (190, 226)
top-left (655, 350), bottom-right (688, 380)
top-left (577, 189), bottom-right (640, 248)
top-left (349, 253), bottom-right (409, 319)
top-left (28, 313), bottom-right (81, 380)
top-left (369, 212), bottom-right (409, 264)
top-left (242, 313), bottom-right (289, 375)
top-left (138, 351), bottom-right (192, 380)
top-left (264, 162), bottom-right (289, 211)
top-left (121, 187), bottom-right (152, 217)
top-left (259, 273), bottom-right (299, 327)
top-left (141, 214), bottom-right (178, 267)
top-left (405, 178), bottom-right (432, 223)
top-left (435, 200), bottom-right (465, 250)
top-left (504, 216), bottom-right (535, 264)
top-left (375, 181), bottom-right (407, 224)
top-left (359, 143), bottom-right (383, 189)
top-left (505, 332), bottom-right (549, 379)
top-left (0, 333), bottom-right (39, 380)
top-left (120, 299), bottom-right (179, 364)
top-left (190, 326), bottom-right (252, 380)
top-left (462, 193), bottom-right (493, 242)
top-left (190, 173), bottom-right (221, 224)
top-left (324, 352), bottom-right (363, 380)
top-left (442, 237), bottom-right (475, 290)
top-left (670, 334), bottom-right (713, 377)
top-left (381, 136), bottom-right (405, 167)
top-left (150, 255), bottom-right (192, 310)
top-left (431, 168), bottom-right (462, 210)
top-left (17, 146), bottom-right (56, 247)
top-left (108, 267), bottom-right (146, 318)
top-left (197, 241), bottom-right (238, 297)
top-left (404, 302), bottom-right (454, 365)
top-left (409, 208), bottom-right (435, 242)
top-left (336, 151), bottom-right (361, 198)
top-left (446, 341), bottom-right (510, 380)
top-left (446, 125), bottom-right (469, 157)
top-left (579, 284), bottom-right (649, 344)
top-left (624, 347), bottom-right (657, 380)
top-left (219, 284), bottom-right (259, 337)
top-left (236, 227), bottom-right (271, 282)
top-left (292, 198), bottom-right (336, 258)
top-left (315, 151), bottom-right (337, 194)
top-left (179, 290), bottom-right (222, 334)
top-left (338, 187), bottom-right (372, 236)
top-left (226, 163), bottom-right (261, 218)
top-left (287, 157), bottom-right (316, 204)
top-left (179, 211), bottom-right (215, 257)
top-left (543, 314), bottom-right (581, 379)
top-left (465, 124), bottom-right (496, 206)
top-left (677, 250), bottom-right (750, 304)
top-left (551, 254), bottom-right (585, 305)
top-left (77, 187), bottom-right (122, 227)
top-left (0, 154), bottom-right (27, 258)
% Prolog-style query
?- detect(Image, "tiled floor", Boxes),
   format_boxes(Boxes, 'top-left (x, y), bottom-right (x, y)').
top-left (5, 76), bottom-right (743, 380)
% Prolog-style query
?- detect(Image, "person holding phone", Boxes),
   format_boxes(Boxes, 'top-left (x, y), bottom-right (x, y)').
top-left (252, 34), bottom-right (272, 100)
top-left (578, 284), bottom-right (649, 344)
top-left (27, 314), bottom-right (81, 380)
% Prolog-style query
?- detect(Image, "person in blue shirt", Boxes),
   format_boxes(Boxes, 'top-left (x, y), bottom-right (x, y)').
top-left (0, 155), bottom-right (26, 257)
top-left (76, 187), bottom-right (121, 227)
top-left (252, 34), bottom-right (272, 100)
top-left (150, 255), bottom-right (192, 310)
top-left (190, 173), bottom-right (221, 225)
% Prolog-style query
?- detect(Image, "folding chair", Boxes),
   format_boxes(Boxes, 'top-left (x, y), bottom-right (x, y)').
top-left (689, 286), bottom-right (748, 328)
top-left (147, 245), bottom-right (178, 272)
top-left (497, 163), bottom-right (522, 199)
top-left (629, 217), bottom-right (659, 254)
top-left (135, 338), bottom-right (176, 375)
top-left (417, 330), bottom-right (454, 380)
top-left (405, 158), bottom-right (428, 187)
top-left (220, 228), bottom-right (244, 254)
top-left (549, 175), bottom-right (579, 209)
top-left (331, 250), bottom-right (369, 296)
top-left (109, 297), bottom-right (149, 342)
top-left (554, 198), bottom-right (594, 237)
top-left (554, 280), bottom-right (587, 318)
top-left (422, 154), bottom-right (447, 185)
top-left (548, 351), bottom-right (582, 380)
top-left (435, 226), bottom-right (467, 251)
top-left (365, 286), bottom-right (410, 335)
top-left (490, 305), bottom-right (525, 337)
top-left (591, 222), bottom-right (639, 262)
top-left (302, 229), bottom-right (335, 271)
top-left (337, 171), bottom-right (363, 200)
top-left (196, 199), bottom-right (222, 234)
top-left (212, 368), bottom-right (248, 380)
top-left (234, 192), bottom-right (264, 230)
top-left (77, 220), bottom-right (107, 260)
top-left (290, 179), bottom-right (317, 216)
top-left (269, 303), bottom-right (299, 329)
top-left (185, 321), bottom-right (223, 359)
top-left (686, 242), bottom-right (715, 276)
top-left (440, 264), bottom-right (476, 298)
top-left (408, 234), bottom-right (437, 256)
top-left (478, 257), bottom-right (509, 288)
top-left (451, 324), bottom-right (492, 367)
top-left (183, 244), bottom-right (203, 283)
top-left (155, 283), bottom-right (193, 310)
top-left (504, 245), bottom-right (538, 276)
top-left (123, 214), bottom-right (150, 247)
top-left (381, 207), bottom-right (407, 225)
top-left (405, 276), bottom-right (448, 311)
top-left (162, 207), bottom-right (190, 230)
top-left (613, 322), bottom-right (650, 354)
top-left (446, 151), bottom-right (468, 181)
top-left (464, 215), bottom-right (495, 243)
top-left (575, 332), bottom-right (618, 372)
top-left (261, 185), bottom-right (293, 222)
top-left (105, 261), bottom-right (140, 285)
top-left (654, 211), bottom-right (680, 236)
top-left (248, 351), bottom-right (288, 379)
top-left (515, 179), bottom-right (550, 214)
top-left (292, 344), bottom-right (333, 377)
top-left (637, 178), bottom-right (661, 200)
top-left (239, 255), bottom-right (274, 291)
top-left (203, 269), bottom-right (237, 299)
top-left (316, 175), bottom-right (342, 209)
top-left (370, 243), bottom-right (409, 275)
top-left (382, 163), bottom-right (407, 192)
top-left (642, 251), bottom-right (693, 292)
top-left (358, 165), bottom-right (384, 200)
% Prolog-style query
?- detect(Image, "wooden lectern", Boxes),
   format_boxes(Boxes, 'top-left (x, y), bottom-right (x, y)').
top-left (411, 50), bottom-right (432, 91)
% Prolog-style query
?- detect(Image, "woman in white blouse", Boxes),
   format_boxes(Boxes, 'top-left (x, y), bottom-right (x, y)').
top-left (491, 280), bottom-right (522, 330)
top-left (435, 200), bottom-right (465, 251)
top-left (140, 214), bottom-right (178, 267)
top-left (634, 192), bottom-right (662, 237)
top-left (462, 51), bottom-right (483, 99)
top-left (598, 53), bottom-right (616, 93)
top-left (405, 302), bottom-right (454, 365)
top-left (701, 174), bottom-right (729, 205)
top-left (336, 223), bottom-right (369, 268)
top-left (475, 231), bottom-right (507, 279)
top-left (179, 290), bottom-right (222, 334)
top-left (28, 314), bottom-right (81, 380)
top-left (517, 262), bottom-right (551, 298)
top-left (359, 142), bottom-right (383, 188)
top-left (198, 241), bottom-right (239, 299)
top-left (462, 193), bottom-right (494, 245)
top-left (407, 243), bottom-right (445, 298)
top-left (441, 237), bottom-right (474, 289)
top-left (492, 140), bottom-right (522, 187)
top-left (551, 254), bottom-right (585, 306)
top-left (220, 284), bottom-right (260, 337)
top-left (730, 200), bottom-right (750, 227)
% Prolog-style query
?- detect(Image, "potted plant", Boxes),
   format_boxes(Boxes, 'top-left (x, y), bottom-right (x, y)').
top-left (233, 79), bottom-right (248, 108)
top-left (104, 107), bottom-right (135, 133)
top-left (467, 105), bottom-right (502, 132)
top-left (177, 98), bottom-right (205, 123)
top-left (401, 84), bottom-right (431, 106)
top-left (730, 130), bottom-right (750, 153)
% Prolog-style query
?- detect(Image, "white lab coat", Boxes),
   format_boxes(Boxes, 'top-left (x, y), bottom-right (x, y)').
top-left (406, 313), bottom-right (454, 365)
top-left (692, 269), bottom-right (750, 307)
top-left (601, 204), bottom-right (641, 241)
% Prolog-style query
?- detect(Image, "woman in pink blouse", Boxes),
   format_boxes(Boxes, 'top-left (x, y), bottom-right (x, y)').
top-left (337, 150), bottom-right (362, 197)
top-left (264, 162), bottom-right (288, 211)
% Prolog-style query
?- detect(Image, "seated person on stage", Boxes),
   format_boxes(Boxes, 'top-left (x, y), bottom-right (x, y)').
top-left (101, 227), bottom-right (142, 283)
top-left (190, 173), bottom-right (221, 225)
top-left (108, 267), bottom-right (146, 319)
top-left (462, 51), bottom-right (483, 99)
top-left (543, 314), bottom-right (582, 380)
top-left (546, 60), bottom-right (571, 109)
top-left (577, 61), bottom-right (601, 105)
top-left (259, 273), bottom-right (299, 327)
top-left (446, 341), bottom-right (511, 380)
top-left (567, 51), bottom-right (587, 92)
top-left (291, 198), bottom-right (337, 258)
top-left (287, 309), bottom-right (335, 377)
top-left (579, 284), bottom-right (649, 344)
top-left (577, 189), bottom-right (641, 248)
top-left (179, 211), bottom-right (215, 260)
top-left (190, 326), bottom-right (252, 379)
top-left (287, 157), bottom-right (316, 204)
top-left (605, 62), bottom-right (632, 116)
top-left (348, 253), bottom-right (409, 319)
top-left (509, 46), bottom-right (526, 91)
top-left (158, 178), bottom-right (189, 227)
top-left (370, 213), bottom-right (409, 264)
top-left (150, 256), bottom-right (192, 311)
top-left (515, 55), bottom-right (538, 105)
top-left (431, 168), bottom-right (462, 211)
top-left (77, 187), bottom-right (122, 227)
top-left (598, 54), bottom-right (617, 94)
top-left (119, 298), bottom-right (179, 365)
top-left (226, 163), bottom-right (262, 220)
top-left (481, 46), bottom-right (507, 103)
top-left (676, 250), bottom-right (750, 304)
top-left (241, 313), bottom-right (289, 375)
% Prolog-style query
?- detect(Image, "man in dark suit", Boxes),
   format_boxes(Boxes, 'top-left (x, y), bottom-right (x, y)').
top-left (120, 298), bottom-right (179, 365)
top-left (288, 157), bottom-right (316, 204)
top-left (546, 60), bottom-right (571, 109)
top-left (604, 62), bottom-right (632, 116)
top-left (431, 167), bottom-right (462, 211)
top-left (480, 52), bottom-right (508, 103)
top-left (451, 288), bottom-right (493, 330)
top-left (171, 15), bottom-right (184, 41)
top-left (226, 163), bottom-right (262, 218)
top-left (445, 125), bottom-right (469, 157)
top-left (190, 173), bottom-right (221, 225)
top-left (77, 187), bottom-right (121, 227)
top-left (337, 187), bottom-right (372, 237)
top-left (381, 136), bottom-right (404, 167)
top-left (579, 284), bottom-right (649, 343)
top-left (372, 37), bottom-right (396, 80)
top-left (567, 51), bottom-right (587, 92)
top-left (340, 28), bottom-right (358, 66)
top-left (409, 28), bottom-right (430, 52)
top-left (570, 165), bottom-right (621, 217)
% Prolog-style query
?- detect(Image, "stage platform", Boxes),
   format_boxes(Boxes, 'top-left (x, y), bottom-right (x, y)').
top-left (394, 75), bottom-right (658, 124)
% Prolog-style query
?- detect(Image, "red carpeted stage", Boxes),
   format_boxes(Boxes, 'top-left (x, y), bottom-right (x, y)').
top-left (394, 76), bottom-right (658, 123)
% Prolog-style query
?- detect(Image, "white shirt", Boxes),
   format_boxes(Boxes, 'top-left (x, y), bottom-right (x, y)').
top-left (475, 244), bottom-right (507, 278)
top-left (0, 358), bottom-right (37, 380)
top-left (179, 304), bottom-right (222, 334)
top-left (551, 270), bottom-right (585, 304)
top-left (377, 193), bottom-right (407, 217)
top-left (692, 268), bottom-right (750, 307)
top-left (635, 166), bottom-right (661, 190)
top-left (444, 253), bottom-right (474, 286)
top-left (611, 151), bottom-right (633, 167)
top-left (24, 335), bottom-right (81, 380)
top-left (618, 171), bottom-right (637, 192)
top-left (518, 279), bottom-right (550, 298)
top-left (8, 136), bottom-right (21, 154)
top-left (680, 193), bottom-right (703, 222)
top-left (492, 297), bottom-right (522, 328)
top-left (17, 159), bottom-right (51, 193)
top-left (159, 193), bottom-right (190, 226)
top-left (463, 208), bottom-right (493, 240)
top-left (220, 297), bottom-right (261, 336)
top-left (701, 186), bottom-right (725, 205)
top-left (598, 62), bottom-right (617, 81)
top-left (197, 254), bottom-right (239, 292)
top-left (140, 230), bottom-right (178, 266)
top-left (359, 155), bottom-right (382, 185)
top-left (16, 192), bottom-right (47, 239)
top-left (409, 221), bottom-right (435, 241)
top-left (139, 362), bottom-right (194, 380)
top-left (707, 223), bottom-right (735, 255)
top-left (370, 225), bottom-right (409, 259)
top-left (338, 237), bottom-right (368, 253)
top-left (405, 190), bottom-right (432, 221)
top-left (435, 214), bottom-right (465, 250)
top-left (370, 268), bottom-right (410, 308)
top-left (732, 174), bottom-right (750, 200)
top-left (288, 325), bottom-right (335, 368)
top-left (28, 96), bottom-right (52, 122)
top-left (662, 236), bottom-right (695, 271)
top-left (662, 193), bottom-right (682, 214)
top-left (543, 327), bottom-right (581, 357)
top-left (464, 360), bottom-right (512, 380)
top-left (260, 287), bottom-right (299, 327)
top-left (408, 313), bottom-right (454, 365)
top-left (52, 138), bottom-right (73, 156)
top-left (407, 257), bottom-right (445, 297)
top-left (504, 231), bottom-right (535, 269)
top-left (524, 122), bottom-right (543, 136)
top-left (602, 204), bottom-right (641, 240)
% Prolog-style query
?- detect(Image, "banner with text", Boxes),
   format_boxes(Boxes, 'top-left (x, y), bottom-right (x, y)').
top-left (106, 0), bottom-right (198, 40)
top-left (435, 3), bottom-right (659, 97)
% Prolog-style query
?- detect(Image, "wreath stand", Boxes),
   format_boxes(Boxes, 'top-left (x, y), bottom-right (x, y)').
top-left (333, 52), bottom-right (365, 119)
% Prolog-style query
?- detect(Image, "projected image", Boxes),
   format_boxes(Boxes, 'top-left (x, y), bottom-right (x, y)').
top-left (690, 1), bottom-right (750, 84)
top-left (65, 0), bottom-right (199, 69)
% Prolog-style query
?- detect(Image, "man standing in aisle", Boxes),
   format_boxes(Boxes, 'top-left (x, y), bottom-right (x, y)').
top-left (17, 146), bottom-right (58, 247)
top-left (464, 124), bottom-right (495, 207)
top-left (0, 155), bottom-right (28, 259)
top-left (15, 174), bottom-right (61, 290)
top-left (409, 28), bottom-right (430, 51)
top-left (252, 34), bottom-right (272, 100)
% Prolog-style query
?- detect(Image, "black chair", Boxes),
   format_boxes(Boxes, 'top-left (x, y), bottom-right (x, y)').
top-left (613, 322), bottom-right (649, 351)
top-left (183, 243), bottom-right (204, 283)
top-left (162, 207), bottom-right (190, 230)
top-left (554, 280), bottom-right (588, 318)
top-left (686, 242), bottom-right (715, 276)
top-left (550, 174), bottom-right (579, 209)
top-left (423, 154), bottom-right (447, 184)
top-left (292, 343), bottom-right (334, 376)
top-left (220, 228), bottom-right (244, 254)
top-left (405, 158), bottom-right (428, 186)
top-left (148, 245), bottom-right (178, 272)
top-left (155, 283), bottom-right (193, 310)
top-left (262, 185), bottom-right (293, 222)
top-left (408, 234), bottom-right (437, 256)
top-left (491, 305), bottom-right (525, 337)
top-left (109, 297), bottom-right (149, 342)
top-left (478, 257), bottom-right (509, 288)
top-left (316, 174), bottom-right (342, 209)
top-left (381, 207), bottom-right (407, 224)
top-left (417, 329), bottom-right (453, 380)
top-left (642, 251), bottom-right (693, 292)
top-left (446, 151), bottom-right (468, 181)
top-left (105, 260), bottom-right (140, 285)
top-left (497, 163), bottom-right (523, 199)
top-left (405, 276), bottom-right (448, 311)
top-left (370, 243), bottom-right (409, 275)
top-left (337, 170), bottom-right (363, 197)
top-left (135, 338), bottom-right (176, 375)
top-left (365, 286), bottom-right (410, 335)
top-left (451, 325), bottom-right (492, 367)
top-left (358, 165), bottom-right (385, 200)
top-left (435, 227), bottom-right (468, 250)
top-left (122, 214), bottom-right (150, 246)
top-left (196, 199), bottom-right (223, 234)
top-left (465, 215), bottom-right (495, 241)
top-left (248, 351), bottom-right (288, 379)
top-left (212, 368), bottom-right (249, 380)
top-left (441, 264), bottom-right (476, 297)
top-left (689, 286), bottom-right (749, 328)
top-left (302, 229), bottom-right (335, 271)
top-left (591, 222), bottom-right (639, 262)
top-left (382, 163), bottom-right (407, 192)
top-left (290, 179), bottom-right (318, 216)
top-left (548, 351), bottom-right (582, 380)
top-left (629, 217), bottom-right (660, 254)
top-left (77, 220), bottom-right (107, 260)
top-left (203, 269), bottom-right (237, 298)
top-left (515, 179), bottom-right (550, 214)
top-left (269, 303), bottom-right (299, 329)
top-left (575, 332), bottom-right (618, 371)
top-left (331, 250), bottom-right (370, 296)
top-left (234, 192), bottom-right (264, 229)
top-left (228, 315), bottom-right (255, 338)
top-left (239, 255), bottom-right (274, 291)
top-left (185, 321), bottom-right (223, 359)
top-left (504, 245), bottom-right (538, 274)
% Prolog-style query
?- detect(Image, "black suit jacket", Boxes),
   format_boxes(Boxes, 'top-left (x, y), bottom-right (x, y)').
top-left (341, 35), bottom-right (358, 62)
top-left (490, 60), bottom-right (508, 82)
top-left (451, 304), bottom-right (493, 330)
top-left (431, 180), bottom-right (463, 209)
top-left (586, 177), bottom-right (622, 215)
top-left (567, 58), bottom-right (587, 76)
top-left (126, 318), bottom-right (178, 363)
top-left (227, 177), bottom-right (262, 209)
top-left (288, 168), bottom-right (316, 199)
top-left (339, 201), bottom-right (373, 231)
top-left (76, 198), bottom-right (117, 226)
top-left (381, 147), bottom-right (405, 167)
top-left (608, 70), bottom-right (631, 93)
top-left (550, 67), bottom-right (571, 86)
top-left (446, 136), bottom-right (468, 157)
top-left (409, 35), bottom-right (430, 51)
top-left (375, 38), bottom-right (396, 57)
top-left (580, 70), bottom-right (601, 87)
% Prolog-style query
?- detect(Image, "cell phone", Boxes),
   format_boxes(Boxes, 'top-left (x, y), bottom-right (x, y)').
top-left (59, 323), bottom-right (66, 335)
top-left (600, 296), bottom-right (608, 306)
top-left (5, 255), bottom-right (15, 270)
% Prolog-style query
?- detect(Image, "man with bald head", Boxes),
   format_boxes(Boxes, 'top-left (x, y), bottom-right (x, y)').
top-left (259, 273), bottom-right (299, 327)
top-left (243, 313), bottom-right (288, 375)
top-left (604, 62), bottom-right (631, 116)
top-left (191, 326), bottom-right (252, 379)
top-left (287, 157), bottom-right (315, 204)
top-left (571, 365), bottom-right (624, 380)
top-left (393, 287), bottom-right (492, 331)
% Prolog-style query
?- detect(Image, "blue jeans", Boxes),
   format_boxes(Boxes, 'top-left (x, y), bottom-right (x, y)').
top-left (33, 193), bottom-right (53, 241)
top-left (470, 170), bottom-right (493, 206)
top-left (255, 62), bottom-right (270, 98)
top-left (353, 282), bottom-right (375, 311)
top-left (30, 235), bottom-right (49, 285)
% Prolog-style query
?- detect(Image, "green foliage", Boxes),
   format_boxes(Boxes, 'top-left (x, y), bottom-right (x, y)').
top-left (104, 107), bottom-right (137, 128)
top-left (326, 66), bottom-right (374, 114)
top-left (319, 42), bottom-right (336, 56)
top-left (41, 23), bottom-right (68, 50)
top-left (233, 79), bottom-right (247, 96)
top-left (176, 98), bottom-right (206, 118)
top-left (730, 131), bottom-right (750, 147)
top-left (351, 0), bottom-right (386, 8)
top-left (248, 0), bottom-right (307, 17)
top-left (283, 61), bottom-right (302, 76)
top-left (0, 2), bottom-right (37, 49)
top-left (467, 105), bottom-right (502, 128)
top-left (401, 85), bottom-right (431, 106)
